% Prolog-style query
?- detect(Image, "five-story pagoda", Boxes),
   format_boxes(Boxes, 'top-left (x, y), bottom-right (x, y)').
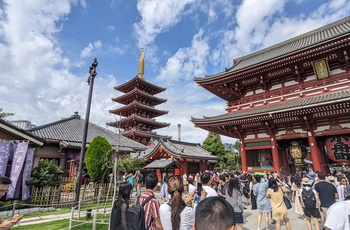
top-left (107, 49), bottom-right (171, 145)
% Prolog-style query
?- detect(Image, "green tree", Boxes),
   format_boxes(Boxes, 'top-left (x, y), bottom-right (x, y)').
top-left (0, 108), bottom-right (15, 119)
top-left (214, 140), bottom-right (241, 171)
top-left (117, 155), bottom-right (144, 173)
top-left (202, 132), bottom-right (225, 156)
top-left (27, 159), bottom-right (62, 187)
top-left (85, 136), bottom-right (113, 182)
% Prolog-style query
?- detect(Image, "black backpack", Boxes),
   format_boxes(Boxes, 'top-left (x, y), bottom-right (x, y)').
top-left (126, 195), bottom-right (155, 230)
top-left (302, 188), bottom-right (316, 209)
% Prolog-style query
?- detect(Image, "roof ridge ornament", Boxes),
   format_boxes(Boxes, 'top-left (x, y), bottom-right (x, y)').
top-left (138, 48), bottom-right (144, 79)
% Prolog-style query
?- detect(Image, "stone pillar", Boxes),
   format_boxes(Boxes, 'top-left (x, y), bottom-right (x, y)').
top-left (271, 136), bottom-right (281, 174)
top-left (307, 132), bottom-right (322, 172)
top-left (240, 139), bottom-right (248, 172)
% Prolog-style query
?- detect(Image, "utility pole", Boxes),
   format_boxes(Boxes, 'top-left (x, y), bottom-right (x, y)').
top-left (75, 58), bottom-right (98, 205)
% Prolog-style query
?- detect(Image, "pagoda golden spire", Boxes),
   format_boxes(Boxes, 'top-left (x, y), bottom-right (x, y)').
top-left (138, 48), bottom-right (144, 79)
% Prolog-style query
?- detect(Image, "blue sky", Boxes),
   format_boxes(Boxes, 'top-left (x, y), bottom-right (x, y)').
top-left (0, 0), bottom-right (349, 144)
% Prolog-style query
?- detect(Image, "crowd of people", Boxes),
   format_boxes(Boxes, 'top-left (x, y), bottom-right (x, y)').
top-left (110, 169), bottom-right (350, 230)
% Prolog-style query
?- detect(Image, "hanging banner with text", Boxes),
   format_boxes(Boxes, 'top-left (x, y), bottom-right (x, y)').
top-left (22, 148), bottom-right (35, 201)
top-left (6, 141), bottom-right (28, 199)
top-left (0, 141), bottom-right (11, 175)
top-left (326, 135), bottom-right (350, 163)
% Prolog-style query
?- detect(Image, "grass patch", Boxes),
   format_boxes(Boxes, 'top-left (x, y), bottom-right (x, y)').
top-left (15, 202), bottom-right (113, 219)
top-left (14, 214), bottom-right (110, 230)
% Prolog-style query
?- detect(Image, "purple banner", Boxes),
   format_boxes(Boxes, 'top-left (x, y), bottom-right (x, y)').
top-left (0, 141), bottom-right (11, 175)
top-left (22, 149), bottom-right (34, 200)
top-left (22, 148), bottom-right (34, 200)
top-left (7, 142), bottom-right (28, 199)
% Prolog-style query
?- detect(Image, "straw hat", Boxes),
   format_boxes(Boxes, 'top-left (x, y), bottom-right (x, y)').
top-left (301, 177), bottom-right (311, 185)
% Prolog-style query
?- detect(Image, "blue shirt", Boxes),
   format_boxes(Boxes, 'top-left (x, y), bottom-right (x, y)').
top-left (127, 176), bottom-right (135, 186)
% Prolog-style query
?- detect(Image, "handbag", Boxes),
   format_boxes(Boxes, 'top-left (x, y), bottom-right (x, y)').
top-left (283, 195), bottom-right (292, 209)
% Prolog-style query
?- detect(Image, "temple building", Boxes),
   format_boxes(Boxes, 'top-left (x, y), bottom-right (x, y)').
top-left (132, 139), bottom-right (218, 180)
top-left (107, 49), bottom-right (171, 145)
top-left (192, 17), bottom-right (350, 174)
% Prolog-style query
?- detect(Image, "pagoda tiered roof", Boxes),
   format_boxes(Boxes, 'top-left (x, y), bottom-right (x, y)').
top-left (115, 76), bottom-right (166, 95)
top-left (107, 114), bottom-right (170, 130)
top-left (122, 128), bottom-right (171, 140)
top-left (109, 100), bottom-right (168, 118)
top-left (112, 88), bottom-right (167, 106)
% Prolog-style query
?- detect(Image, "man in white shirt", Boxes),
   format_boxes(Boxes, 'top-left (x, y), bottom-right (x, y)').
top-left (324, 194), bottom-right (350, 230)
top-left (200, 172), bottom-right (218, 197)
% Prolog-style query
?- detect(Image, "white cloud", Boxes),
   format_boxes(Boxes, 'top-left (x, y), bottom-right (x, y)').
top-left (134, 0), bottom-right (195, 49)
top-left (80, 40), bottom-right (102, 58)
top-left (156, 29), bottom-right (209, 84)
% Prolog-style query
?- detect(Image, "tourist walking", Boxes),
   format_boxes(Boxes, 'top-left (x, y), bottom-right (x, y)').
top-left (314, 172), bottom-right (338, 224)
top-left (299, 178), bottom-right (321, 230)
top-left (226, 177), bottom-right (244, 230)
top-left (253, 175), bottom-right (271, 230)
top-left (160, 176), bottom-right (195, 230)
top-left (266, 178), bottom-right (291, 230)
top-left (324, 187), bottom-right (350, 230)
top-left (182, 180), bottom-right (194, 208)
top-left (110, 182), bottom-right (132, 230)
top-left (250, 175), bottom-right (257, 210)
top-left (139, 173), bottom-right (163, 230)
top-left (336, 176), bottom-right (349, 201)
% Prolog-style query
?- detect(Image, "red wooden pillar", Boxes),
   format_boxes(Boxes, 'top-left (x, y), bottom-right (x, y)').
top-left (307, 133), bottom-right (322, 172)
top-left (271, 136), bottom-right (281, 175)
top-left (240, 139), bottom-right (248, 172)
top-left (156, 169), bottom-right (161, 181)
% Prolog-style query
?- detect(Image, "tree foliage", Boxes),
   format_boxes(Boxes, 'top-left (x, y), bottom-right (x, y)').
top-left (117, 155), bottom-right (144, 173)
top-left (202, 132), bottom-right (225, 156)
top-left (27, 159), bottom-right (62, 187)
top-left (85, 136), bottom-right (113, 182)
top-left (0, 108), bottom-right (15, 119)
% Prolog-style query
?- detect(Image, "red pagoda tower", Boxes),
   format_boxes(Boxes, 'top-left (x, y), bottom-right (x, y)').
top-left (107, 49), bottom-right (171, 145)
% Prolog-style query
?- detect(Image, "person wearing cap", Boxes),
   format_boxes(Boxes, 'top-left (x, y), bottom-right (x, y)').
top-left (299, 178), bottom-right (321, 230)
top-left (314, 172), bottom-right (338, 224)
top-left (306, 171), bottom-right (317, 188)
top-left (324, 187), bottom-right (350, 230)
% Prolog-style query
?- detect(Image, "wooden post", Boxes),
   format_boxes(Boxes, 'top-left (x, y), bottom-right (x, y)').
top-left (240, 139), bottom-right (248, 172)
top-left (68, 207), bottom-right (74, 230)
top-left (307, 133), bottom-right (322, 172)
top-left (271, 136), bottom-right (281, 175)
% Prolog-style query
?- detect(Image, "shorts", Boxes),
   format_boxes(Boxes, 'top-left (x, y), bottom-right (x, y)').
top-left (303, 208), bottom-right (321, 218)
top-left (321, 207), bottom-right (329, 218)
top-left (234, 212), bottom-right (244, 224)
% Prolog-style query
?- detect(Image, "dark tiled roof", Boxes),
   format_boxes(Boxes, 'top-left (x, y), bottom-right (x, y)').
top-left (144, 158), bottom-right (182, 169)
top-left (115, 76), bottom-right (166, 95)
top-left (136, 139), bottom-right (218, 160)
top-left (0, 119), bottom-right (46, 146)
top-left (192, 89), bottom-right (350, 123)
top-left (195, 16), bottom-right (350, 82)
top-left (28, 113), bottom-right (146, 151)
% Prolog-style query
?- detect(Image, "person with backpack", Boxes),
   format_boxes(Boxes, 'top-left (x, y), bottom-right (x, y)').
top-left (139, 173), bottom-right (163, 230)
top-left (300, 178), bottom-right (321, 230)
top-left (110, 182), bottom-right (133, 230)
top-left (159, 176), bottom-right (196, 230)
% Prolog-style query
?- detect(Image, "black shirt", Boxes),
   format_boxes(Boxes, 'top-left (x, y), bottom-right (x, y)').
top-left (315, 181), bottom-right (338, 208)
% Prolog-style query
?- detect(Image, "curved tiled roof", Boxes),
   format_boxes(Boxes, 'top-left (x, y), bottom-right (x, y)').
top-left (109, 100), bottom-right (168, 117)
top-left (136, 139), bottom-right (218, 160)
top-left (191, 89), bottom-right (350, 123)
top-left (112, 88), bottom-right (167, 106)
top-left (28, 113), bottom-right (146, 151)
top-left (195, 16), bottom-right (350, 83)
top-left (115, 76), bottom-right (166, 95)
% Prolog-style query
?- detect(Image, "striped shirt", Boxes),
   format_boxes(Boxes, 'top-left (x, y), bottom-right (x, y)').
top-left (139, 190), bottom-right (160, 230)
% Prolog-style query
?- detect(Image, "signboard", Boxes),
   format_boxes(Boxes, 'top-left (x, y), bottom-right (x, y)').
top-left (326, 135), bottom-right (350, 162)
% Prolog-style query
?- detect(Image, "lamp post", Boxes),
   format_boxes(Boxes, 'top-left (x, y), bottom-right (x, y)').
top-left (75, 58), bottom-right (98, 205)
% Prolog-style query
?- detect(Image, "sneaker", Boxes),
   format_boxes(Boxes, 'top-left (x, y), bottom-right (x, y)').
top-left (271, 220), bottom-right (276, 224)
